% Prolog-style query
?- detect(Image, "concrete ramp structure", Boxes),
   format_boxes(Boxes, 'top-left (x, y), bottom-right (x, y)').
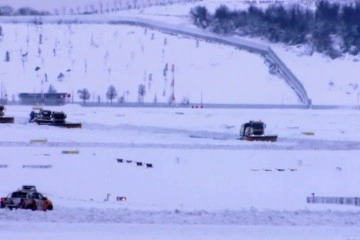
top-left (114, 17), bottom-right (312, 106)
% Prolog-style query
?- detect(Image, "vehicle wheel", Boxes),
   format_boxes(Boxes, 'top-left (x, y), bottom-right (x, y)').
top-left (47, 205), bottom-right (53, 211)
top-left (8, 207), bottom-right (13, 211)
top-left (31, 204), bottom-right (37, 211)
top-left (20, 199), bottom-right (25, 208)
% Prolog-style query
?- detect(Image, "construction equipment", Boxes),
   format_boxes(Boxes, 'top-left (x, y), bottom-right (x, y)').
top-left (239, 120), bottom-right (277, 142)
top-left (29, 107), bottom-right (81, 128)
top-left (0, 105), bottom-right (14, 123)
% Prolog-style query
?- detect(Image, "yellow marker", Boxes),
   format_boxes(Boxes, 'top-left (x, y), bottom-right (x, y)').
top-left (62, 150), bottom-right (79, 154)
top-left (302, 131), bottom-right (314, 136)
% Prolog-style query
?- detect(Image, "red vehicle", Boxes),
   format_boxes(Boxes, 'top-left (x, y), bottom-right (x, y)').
top-left (0, 185), bottom-right (53, 211)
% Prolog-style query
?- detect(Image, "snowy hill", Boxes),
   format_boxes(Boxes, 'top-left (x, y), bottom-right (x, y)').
top-left (0, 22), bottom-right (298, 105)
top-left (0, 0), bottom-right (359, 106)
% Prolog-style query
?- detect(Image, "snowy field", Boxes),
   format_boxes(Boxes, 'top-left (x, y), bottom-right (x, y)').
top-left (1, 105), bottom-right (360, 239)
top-left (0, 0), bottom-right (360, 239)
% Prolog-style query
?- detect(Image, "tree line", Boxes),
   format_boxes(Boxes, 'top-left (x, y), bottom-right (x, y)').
top-left (47, 84), bottom-right (147, 104)
top-left (190, 0), bottom-right (360, 58)
top-left (0, 5), bottom-right (50, 16)
top-left (76, 86), bottom-right (119, 104)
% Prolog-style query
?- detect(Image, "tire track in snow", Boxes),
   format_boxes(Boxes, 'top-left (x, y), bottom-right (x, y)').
top-left (1, 207), bottom-right (360, 226)
top-left (0, 138), bottom-right (359, 150)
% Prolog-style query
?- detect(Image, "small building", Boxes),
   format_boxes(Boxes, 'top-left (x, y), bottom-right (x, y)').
top-left (0, 98), bottom-right (7, 105)
top-left (18, 93), bottom-right (69, 105)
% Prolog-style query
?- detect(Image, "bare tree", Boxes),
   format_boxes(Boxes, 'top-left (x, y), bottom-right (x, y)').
top-left (77, 88), bottom-right (90, 104)
top-left (138, 84), bottom-right (146, 103)
top-left (106, 85), bottom-right (118, 104)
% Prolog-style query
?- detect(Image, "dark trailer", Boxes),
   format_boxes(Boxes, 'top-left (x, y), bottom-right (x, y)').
top-left (18, 93), bottom-right (69, 105)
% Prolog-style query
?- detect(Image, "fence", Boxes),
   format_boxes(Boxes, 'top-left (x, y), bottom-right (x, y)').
top-left (306, 196), bottom-right (360, 207)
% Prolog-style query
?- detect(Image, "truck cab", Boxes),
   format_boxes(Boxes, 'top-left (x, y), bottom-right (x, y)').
top-left (240, 120), bottom-right (266, 137)
top-left (239, 120), bottom-right (277, 142)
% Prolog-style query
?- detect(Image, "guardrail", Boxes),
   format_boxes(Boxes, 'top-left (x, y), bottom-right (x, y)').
top-left (109, 18), bottom-right (312, 106)
top-left (0, 14), bottom-right (311, 106)
top-left (77, 102), bottom-right (358, 109)
top-left (266, 47), bottom-right (310, 106)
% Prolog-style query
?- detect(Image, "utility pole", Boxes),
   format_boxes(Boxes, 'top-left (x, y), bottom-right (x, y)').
top-left (0, 73), bottom-right (7, 102)
top-left (171, 64), bottom-right (175, 106)
top-left (40, 77), bottom-right (44, 105)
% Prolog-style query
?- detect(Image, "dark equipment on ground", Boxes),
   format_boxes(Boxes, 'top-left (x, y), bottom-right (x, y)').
top-left (0, 105), bottom-right (14, 123)
top-left (18, 92), bottom-right (68, 105)
top-left (29, 107), bottom-right (81, 128)
top-left (239, 120), bottom-right (277, 142)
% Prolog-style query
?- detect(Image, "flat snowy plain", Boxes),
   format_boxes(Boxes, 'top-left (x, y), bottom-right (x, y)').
top-left (1, 0), bottom-right (360, 239)
top-left (1, 105), bottom-right (360, 239)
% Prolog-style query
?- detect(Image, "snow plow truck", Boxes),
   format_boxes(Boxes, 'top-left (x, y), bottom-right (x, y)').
top-left (0, 105), bottom-right (14, 123)
top-left (239, 120), bottom-right (277, 142)
top-left (29, 107), bottom-right (81, 128)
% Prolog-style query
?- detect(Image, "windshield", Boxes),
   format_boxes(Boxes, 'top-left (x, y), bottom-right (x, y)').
top-left (251, 122), bottom-right (264, 130)
top-left (11, 191), bottom-right (27, 198)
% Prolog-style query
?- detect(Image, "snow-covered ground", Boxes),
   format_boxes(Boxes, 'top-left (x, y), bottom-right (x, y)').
top-left (0, 0), bottom-right (360, 239)
top-left (1, 105), bottom-right (360, 239)
top-left (0, 23), bottom-right (298, 105)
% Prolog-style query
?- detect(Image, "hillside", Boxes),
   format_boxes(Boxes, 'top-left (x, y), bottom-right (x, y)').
top-left (0, 0), bottom-right (359, 106)
top-left (0, 22), bottom-right (300, 105)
